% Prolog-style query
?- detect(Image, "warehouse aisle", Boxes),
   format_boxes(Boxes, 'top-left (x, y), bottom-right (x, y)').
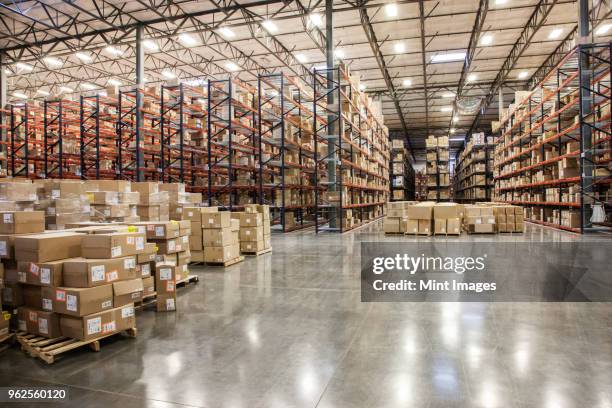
top-left (1, 222), bottom-right (612, 408)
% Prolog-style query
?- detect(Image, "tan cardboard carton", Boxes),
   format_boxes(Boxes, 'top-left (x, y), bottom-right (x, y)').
top-left (239, 213), bottom-right (262, 227)
top-left (191, 250), bottom-right (204, 263)
top-left (137, 243), bottom-right (157, 264)
top-left (407, 203), bottom-right (434, 220)
top-left (203, 229), bottom-right (237, 247)
top-left (137, 221), bottom-right (180, 240)
top-left (81, 232), bottom-right (146, 258)
top-left (155, 263), bottom-right (177, 295)
top-left (189, 235), bottom-right (203, 250)
top-left (60, 304), bottom-right (135, 341)
top-left (17, 260), bottom-right (64, 287)
top-left (383, 218), bottom-right (401, 233)
top-left (63, 257), bottom-right (136, 287)
top-left (23, 285), bottom-right (43, 309)
top-left (418, 219), bottom-right (431, 235)
top-left (446, 218), bottom-right (461, 234)
top-left (95, 180), bottom-right (131, 193)
top-left (142, 276), bottom-right (155, 297)
top-left (434, 219), bottom-right (446, 234)
top-left (0, 211), bottom-right (45, 234)
top-left (15, 232), bottom-right (83, 263)
top-left (17, 307), bottom-right (61, 338)
top-left (157, 293), bottom-right (177, 312)
top-left (202, 212), bottom-right (231, 229)
top-left (41, 285), bottom-right (113, 317)
top-left (113, 278), bottom-right (143, 307)
top-left (433, 203), bottom-right (461, 219)
top-left (239, 227), bottom-right (264, 242)
top-left (155, 238), bottom-right (183, 255)
top-left (204, 244), bottom-right (240, 263)
top-left (405, 219), bottom-right (419, 234)
top-left (240, 241), bottom-right (267, 253)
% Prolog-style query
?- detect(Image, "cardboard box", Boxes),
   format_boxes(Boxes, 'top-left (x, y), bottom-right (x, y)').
top-left (15, 232), bottom-right (83, 263)
top-left (88, 191), bottom-right (120, 205)
top-left (383, 218), bottom-right (401, 233)
top-left (140, 221), bottom-right (180, 240)
top-left (0, 211), bottom-right (45, 234)
top-left (95, 180), bottom-right (131, 193)
top-left (0, 311), bottom-right (10, 336)
top-left (446, 218), bottom-right (461, 234)
top-left (157, 293), bottom-right (176, 312)
top-left (113, 278), bottom-right (143, 307)
top-left (204, 245), bottom-right (239, 263)
top-left (23, 284), bottom-right (43, 308)
top-left (17, 307), bottom-right (61, 338)
top-left (202, 212), bottom-right (231, 229)
top-left (191, 250), bottom-right (204, 263)
top-left (407, 203), bottom-right (434, 220)
top-left (433, 203), bottom-right (460, 219)
top-left (239, 213), bottom-right (262, 227)
top-left (1, 283), bottom-right (23, 306)
top-left (240, 241), bottom-right (267, 253)
top-left (41, 285), bottom-right (113, 317)
top-left (131, 182), bottom-right (159, 195)
top-left (17, 260), bottom-right (64, 287)
top-left (63, 257), bottom-right (136, 287)
top-left (81, 232), bottom-right (146, 258)
top-left (469, 223), bottom-right (495, 233)
top-left (137, 262), bottom-right (152, 278)
top-left (155, 238), bottom-right (182, 255)
top-left (434, 219), bottom-right (446, 234)
top-left (418, 219), bottom-right (431, 235)
top-left (239, 227), bottom-right (264, 242)
top-left (60, 304), bottom-right (135, 341)
top-left (137, 243), bottom-right (157, 264)
top-left (405, 219), bottom-right (419, 234)
top-left (142, 276), bottom-right (155, 297)
top-left (203, 228), bottom-right (237, 247)
top-left (155, 263), bottom-right (177, 294)
top-left (189, 234), bottom-right (203, 250)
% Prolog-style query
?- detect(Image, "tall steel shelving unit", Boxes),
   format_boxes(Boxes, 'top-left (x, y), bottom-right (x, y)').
top-left (389, 137), bottom-right (415, 201)
top-left (453, 138), bottom-right (494, 202)
top-left (9, 102), bottom-right (38, 177)
top-left (44, 99), bottom-right (81, 179)
top-left (493, 42), bottom-right (612, 233)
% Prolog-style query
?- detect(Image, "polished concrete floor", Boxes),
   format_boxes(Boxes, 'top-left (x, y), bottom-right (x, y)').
top-left (2, 222), bottom-right (612, 408)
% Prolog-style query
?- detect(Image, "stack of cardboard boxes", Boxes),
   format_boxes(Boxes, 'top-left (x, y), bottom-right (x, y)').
top-left (491, 205), bottom-right (524, 232)
top-left (433, 203), bottom-right (462, 235)
top-left (161, 183), bottom-right (203, 221)
top-left (182, 206), bottom-right (218, 263)
top-left (464, 205), bottom-right (496, 233)
top-left (88, 180), bottom-right (140, 223)
top-left (132, 182), bottom-right (169, 221)
top-left (239, 204), bottom-right (272, 254)
top-left (34, 180), bottom-right (90, 229)
top-left (405, 202), bottom-right (435, 235)
top-left (383, 201), bottom-right (411, 234)
top-left (202, 212), bottom-right (242, 264)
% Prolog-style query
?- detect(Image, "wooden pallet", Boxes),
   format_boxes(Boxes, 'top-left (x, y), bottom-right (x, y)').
top-left (176, 274), bottom-right (199, 288)
top-left (0, 332), bottom-right (15, 353)
top-left (205, 255), bottom-right (245, 267)
top-left (16, 328), bottom-right (137, 364)
top-left (242, 247), bottom-right (272, 256)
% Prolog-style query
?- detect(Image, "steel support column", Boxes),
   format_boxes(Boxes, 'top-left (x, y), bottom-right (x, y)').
top-left (0, 52), bottom-right (6, 158)
top-left (326, 0), bottom-right (337, 228)
top-left (135, 24), bottom-right (145, 181)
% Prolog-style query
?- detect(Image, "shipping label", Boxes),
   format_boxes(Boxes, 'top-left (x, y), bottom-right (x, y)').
top-left (166, 281), bottom-right (175, 292)
top-left (0, 241), bottom-right (6, 256)
top-left (155, 226), bottom-right (165, 237)
top-left (159, 268), bottom-right (172, 280)
top-left (55, 290), bottom-right (66, 302)
top-left (3, 213), bottom-right (13, 224)
top-left (38, 318), bottom-right (48, 334)
top-left (87, 317), bottom-right (102, 335)
top-left (101, 300), bottom-right (112, 309)
top-left (135, 237), bottom-right (145, 251)
top-left (121, 306), bottom-right (134, 318)
top-left (40, 268), bottom-right (51, 284)
top-left (111, 246), bottom-right (122, 257)
top-left (102, 321), bottom-right (116, 334)
top-left (106, 270), bottom-right (118, 282)
top-left (42, 298), bottom-right (52, 311)
top-left (91, 265), bottom-right (106, 282)
top-left (66, 295), bottom-right (78, 312)
top-left (28, 311), bottom-right (37, 322)
top-left (166, 298), bottom-right (176, 310)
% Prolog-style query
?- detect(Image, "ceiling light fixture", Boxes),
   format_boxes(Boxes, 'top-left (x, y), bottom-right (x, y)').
top-left (441, 106), bottom-right (453, 112)
top-left (431, 52), bottom-right (466, 63)
top-left (334, 49), bottom-right (345, 59)
top-left (13, 92), bottom-right (28, 99)
top-left (394, 42), bottom-right (405, 53)
top-left (442, 92), bottom-right (456, 98)
top-left (518, 71), bottom-right (529, 79)
top-left (549, 28), bottom-right (563, 39)
top-left (309, 13), bottom-right (323, 27)
top-left (296, 54), bottom-right (308, 63)
top-left (75, 52), bottom-right (93, 62)
top-left (359, 84), bottom-right (367, 91)
top-left (225, 62), bottom-right (240, 71)
top-left (178, 33), bottom-right (198, 47)
top-left (596, 24), bottom-right (612, 35)
top-left (218, 26), bottom-right (235, 38)
top-left (480, 34), bottom-right (493, 46)
top-left (36, 89), bottom-right (50, 96)
top-left (385, 3), bottom-right (398, 18)
top-left (403, 79), bottom-right (412, 87)
top-left (261, 20), bottom-right (278, 33)
top-left (15, 62), bottom-right (33, 72)
top-left (108, 78), bottom-right (122, 86)
top-left (59, 86), bottom-right (73, 93)
top-left (142, 40), bottom-right (159, 51)
top-left (43, 56), bottom-right (63, 67)
top-left (467, 73), bottom-right (477, 82)
top-left (105, 46), bottom-right (123, 56)
top-left (81, 83), bottom-right (97, 90)
top-left (162, 70), bottom-right (177, 79)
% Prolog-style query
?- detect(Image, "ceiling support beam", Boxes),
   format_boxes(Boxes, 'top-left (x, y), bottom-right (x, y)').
top-left (0, 52), bottom-right (6, 153)
top-left (135, 24), bottom-right (145, 181)
top-left (466, 0), bottom-right (558, 138)
top-left (359, 5), bottom-right (415, 160)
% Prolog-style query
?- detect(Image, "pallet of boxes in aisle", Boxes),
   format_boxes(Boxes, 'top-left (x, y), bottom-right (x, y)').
top-left (0, 178), bottom-right (272, 362)
top-left (384, 201), bottom-right (524, 236)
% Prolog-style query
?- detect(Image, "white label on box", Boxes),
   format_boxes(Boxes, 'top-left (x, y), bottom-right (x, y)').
top-left (246, 230), bottom-right (251, 235)
top-left (127, 236), bottom-right (134, 245)
top-left (166, 281), bottom-right (175, 292)
top-left (147, 224), bottom-right (155, 231)
top-left (141, 264), bottom-right (150, 276)
top-left (91, 265), bottom-right (105, 282)
top-left (182, 265), bottom-right (188, 272)
top-left (47, 207), bottom-right (56, 216)
top-left (104, 209), bottom-right (110, 216)
top-left (28, 311), bottom-right (37, 322)
top-left (124, 258), bottom-right (136, 269)
top-left (182, 236), bottom-right (188, 244)
top-left (87, 317), bottom-right (102, 335)
top-left (159, 268), bottom-right (172, 280)
top-left (0, 241), bottom-right (6, 256)
top-left (3, 213), bottom-right (13, 223)
top-left (51, 189), bottom-right (60, 199)
top-left (476, 218), bottom-right (482, 224)
top-left (55, 290), bottom-right (66, 302)
top-left (106, 270), bottom-right (118, 282)
top-left (135, 237), bottom-right (145, 251)
top-left (166, 298), bottom-right (176, 311)
top-left (135, 226), bottom-right (145, 234)
top-left (102, 300), bottom-right (112, 309)
top-left (38, 318), bottom-right (48, 334)
top-left (42, 298), bottom-right (52, 311)
top-left (18, 272), bottom-right (26, 283)
top-left (131, 292), bottom-right (140, 299)
top-left (66, 295), bottom-right (78, 312)
top-left (155, 226), bottom-right (164, 237)
top-left (102, 321), bottom-right (116, 334)
top-left (176, 208), bottom-right (181, 213)
top-left (111, 246), bottom-right (122, 257)
top-left (41, 268), bottom-right (51, 284)
top-left (122, 306), bottom-right (135, 318)
top-left (18, 320), bottom-right (26, 332)
top-left (168, 241), bottom-right (175, 251)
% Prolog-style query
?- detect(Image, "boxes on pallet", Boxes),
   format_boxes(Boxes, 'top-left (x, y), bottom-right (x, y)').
top-left (0, 211), bottom-right (45, 234)
top-left (59, 304), bottom-right (135, 341)
top-left (34, 180), bottom-right (91, 229)
top-left (433, 203), bottom-right (462, 235)
top-left (464, 205), bottom-right (496, 233)
top-left (62, 257), bottom-right (137, 287)
top-left (202, 212), bottom-right (241, 263)
top-left (14, 232), bottom-right (84, 263)
top-left (404, 202), bottom-right (435, 235)
top-left (40, 285), bottom-right (114, 317)
top-left (131, 182), bottom-right (170, 221)
top-left (81, 231), bottom-right (147, 259)
top-left (155, 262), bottom-right (177, 312)
top-left (17, 306), bottom-right (61, 338)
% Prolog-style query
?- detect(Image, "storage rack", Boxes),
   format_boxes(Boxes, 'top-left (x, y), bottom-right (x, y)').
top-left (389, 137), bottom-right (415, 201)
top-left (44, 99), bottom-right (80, 179)
top-left (493, 43), bottom-right (612, 233)
top-left (453, 133), bottom-right (494, 202)
top-left (425, 135), bottom-right (451, 201)
top-left (9, 102), bottom-right (39, 177)
top-left (415, 170), bottom-right (427, 200)
top-left (207, 78), bottom-right (259, 210)
top-left (258, 73), bottom-right (318, 232)
top-left (313, 66), bottom-right (390, 233)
